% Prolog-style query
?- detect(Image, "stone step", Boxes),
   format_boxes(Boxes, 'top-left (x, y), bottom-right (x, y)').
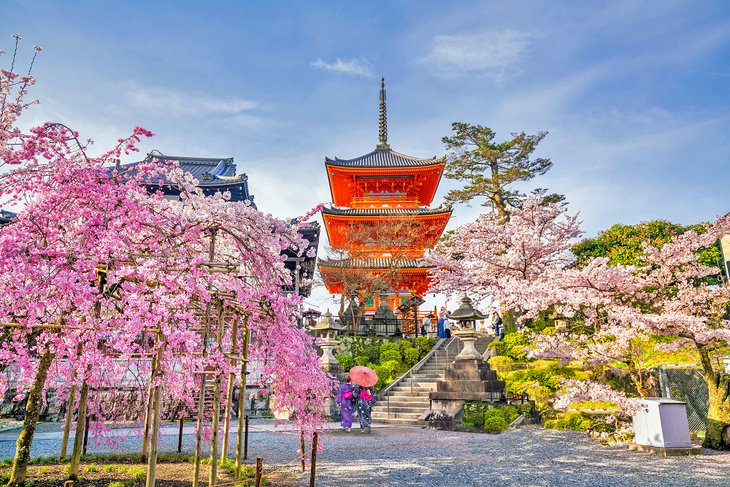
top-left (378, 396), bottom-right (430, 405)
top-left (370, 405), bottom-right (426, 414)
top-left (371, 417), bottom-right (420, 425)
top-left (376, 400), bottom-right (429, 407)
top-left (371, 411), bottom-right (422, 420)
top-left (392, 386), bottom-right (436, 393)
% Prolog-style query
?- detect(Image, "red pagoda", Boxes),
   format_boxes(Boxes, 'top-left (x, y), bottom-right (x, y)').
top-left (319, 79), bottom-right (451, 313)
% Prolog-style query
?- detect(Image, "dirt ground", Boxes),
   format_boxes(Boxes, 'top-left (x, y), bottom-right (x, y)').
top-left (0, 461), bottom-right (294, 486)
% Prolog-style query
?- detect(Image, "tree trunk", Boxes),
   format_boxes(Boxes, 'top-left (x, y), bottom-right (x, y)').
top-left (703, 370), bottom-right (730, 450)
top-left (8, 346), bottom-right (53, 486)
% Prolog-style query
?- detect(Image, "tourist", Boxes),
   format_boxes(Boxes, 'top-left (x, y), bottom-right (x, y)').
top-left (491, 309), bottom-right (503, 339)
top-left (335, 376), bottom-right (356, 432)
top-left (437, 307), bottom-right (446, 338)
top-left (421, 314), bottom-right (432, 336)
top-left (438, 306), bottom-right (451, 339)
top-left (354, 384), bottom-right (376, 433)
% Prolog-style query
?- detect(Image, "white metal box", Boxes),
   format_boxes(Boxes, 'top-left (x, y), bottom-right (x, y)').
top-left (632, 398), bottom-right (692, 448)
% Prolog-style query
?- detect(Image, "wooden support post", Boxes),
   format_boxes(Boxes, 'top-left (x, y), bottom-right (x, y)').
top-left (59, 343), bottom-right (82, 461)
top-left (59, 384), bottom-right (77, 460)
top-left (68, 379), bottom-right (89, 479)
top-left (145, 339), bottom-right (165, 487)
top-left (193, 228), bottom-right (217, 487)
top-left (244, 415), bottom-right (249, 460)
top-left (309, 432), bottom-right (318, 487)
top-left (140, 355), bottom-right (157, 462)
top-left (192, 372), bottom-right (207, 487)
top-left (177, 417), bottom-right (184, 453)
top-left (255, 457), bottom-right (263, 487)
top-left (221, 317), bottom-right (239, 461)
top-left (300, 433), bottom-right (305, 472)
top-left (82, 413), bottom-right (90, 455)
top-left (209, 304), bottom-right (226, 486)
top-left (235, 317), bottom-right (250, 477)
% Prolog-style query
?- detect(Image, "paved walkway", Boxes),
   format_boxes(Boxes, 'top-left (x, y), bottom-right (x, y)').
top-left (1, 421), bottom-right (729, 486)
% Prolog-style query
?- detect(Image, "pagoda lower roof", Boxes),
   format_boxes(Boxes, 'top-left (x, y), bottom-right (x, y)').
top-left (322, 206), bottom-right (451, 217)
top-left (325, 147), bottom-right (437, 168)
top-left (318, 257), bottom-right (434, 269)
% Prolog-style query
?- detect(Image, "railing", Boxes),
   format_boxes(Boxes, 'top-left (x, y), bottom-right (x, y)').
top-left (343, 317), bottom-right (420, 338)
top-left (378, 337), bottom-right (461, 419)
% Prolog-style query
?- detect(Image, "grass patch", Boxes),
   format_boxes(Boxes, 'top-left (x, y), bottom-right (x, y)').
top-left (83, 463), bottom-right (99, 473)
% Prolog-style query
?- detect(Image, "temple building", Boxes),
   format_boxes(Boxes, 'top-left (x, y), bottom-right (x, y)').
top-left (319, 79), bottom-right (451, 314)
top-left (119, 152), bottom-right (319, 298)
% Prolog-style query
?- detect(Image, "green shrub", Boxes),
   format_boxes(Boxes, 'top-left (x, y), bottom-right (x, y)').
top-left (83, 464), bottom-right (99, 473)
top-left (37, 466), bottom-right (50, 475)
top-left (336, 354), bottom-right (354, 371)
top-left (461, 402), bottom-right (486, 428)
top-left (108, 483), bottom-right (124, 487)
top-left (483, 407), bottom-right (503, 420)
top-left (363, 345), bottom-right (380, 363)
top-left (380, 349), bottom-right (402, 363)
top-left (379, 341), bottom-right (399, 354)
top-left (414, 336), bottom-right (435, 356)
top-left (354, 355), bottom-right (370, 366)
top-left (380, 360), bottom-right (401, 379)
top-left (0, 473), bottom-right (9, 485)
top-left (103, 465), bottom-right (116, 473)
top-left (126, 466), bottom-right (146, 482)
top-left (483, 416), bottom-right (508, 433)
top-left (519, 402), bottom-right (533, 415)
top-left (404, 347), bottom-right (420, 367)
top-left (487, 356), bottom-right (514, 373)
top-left (399, 339), bottom-right (414, 353)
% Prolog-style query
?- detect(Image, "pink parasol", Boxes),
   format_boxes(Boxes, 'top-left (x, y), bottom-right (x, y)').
top-left (349, 365), bottom-right (378, 387)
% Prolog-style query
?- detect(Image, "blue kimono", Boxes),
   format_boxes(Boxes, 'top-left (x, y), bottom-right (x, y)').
top-left (336, 383), bottom-right (355, 429)
top-left (353, 385), bottom-right (375, 429)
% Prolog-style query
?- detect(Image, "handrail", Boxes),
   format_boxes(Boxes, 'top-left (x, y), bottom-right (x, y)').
top-left (378, 337), bottom-right (453, 399)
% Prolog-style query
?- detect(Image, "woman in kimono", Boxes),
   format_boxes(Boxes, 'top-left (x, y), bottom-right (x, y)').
top-left (353, 384), bottom-right (375, 432)
top-left (335, 377), bottom-right (355, 431)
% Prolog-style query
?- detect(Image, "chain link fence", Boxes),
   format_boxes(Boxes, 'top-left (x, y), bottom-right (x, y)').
top-left (656, 365), bottom-right (707, 432)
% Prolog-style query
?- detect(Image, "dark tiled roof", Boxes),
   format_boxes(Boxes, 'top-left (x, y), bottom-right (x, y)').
top-left (322, 206), bottom-right (451, 217)
top-left (325, 148), bottom-right (438, 168)
top-left (117, 152), bottom-right (253, 205)
top-left (0, 209), bottom-right (16, 227)
top-left (318, 257), bottom-right (434, 269)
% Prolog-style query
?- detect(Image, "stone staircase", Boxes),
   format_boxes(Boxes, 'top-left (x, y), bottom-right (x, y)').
top-left (371, 336), bottom-right (493, 425)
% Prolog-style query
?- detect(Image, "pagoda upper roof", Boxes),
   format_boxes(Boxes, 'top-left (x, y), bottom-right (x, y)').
top-left (322, 206), bottom-right (451, 217)
top-left (325, 147), bottom-right (438, 169)
top-left (318, 257), bottom-right (434, 269)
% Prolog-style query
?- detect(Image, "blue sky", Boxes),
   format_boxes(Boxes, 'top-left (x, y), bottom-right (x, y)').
top-left (3, 1), bottom-right (730, 310)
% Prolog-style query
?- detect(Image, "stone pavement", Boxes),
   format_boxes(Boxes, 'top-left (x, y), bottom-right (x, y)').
top-left (1, 421), bottom-right (729, 486)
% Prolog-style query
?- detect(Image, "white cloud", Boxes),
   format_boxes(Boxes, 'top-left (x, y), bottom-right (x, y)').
top-left (124, 86), bottom-right (258, 117)
top-left (422, 30), bottom-right (532, 80)
top-left (311, 57), bottom-right (373, 77)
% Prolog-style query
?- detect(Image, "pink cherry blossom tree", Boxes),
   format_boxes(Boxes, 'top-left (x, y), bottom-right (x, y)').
top-left (0, 37), bottom-right (333, 485)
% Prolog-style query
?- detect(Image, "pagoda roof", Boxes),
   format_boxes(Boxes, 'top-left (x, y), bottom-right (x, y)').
top-left (322, 206), bottom-right (451, 217)
top-left (325, 147), bottom-right (438, 168)
top-left (318, 257), bottom-right (434, 269)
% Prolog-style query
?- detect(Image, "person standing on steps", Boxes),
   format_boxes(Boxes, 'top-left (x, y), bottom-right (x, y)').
top-left (440, 306), bottom-right (451, 339)
top-left (491, 309), bottom-right (503, 339)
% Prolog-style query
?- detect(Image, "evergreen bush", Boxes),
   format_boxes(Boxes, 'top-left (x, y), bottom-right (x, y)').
top-left (380, 349), bottom-right (402, 363)
top-left (483, 416), bottom-right (508, 433)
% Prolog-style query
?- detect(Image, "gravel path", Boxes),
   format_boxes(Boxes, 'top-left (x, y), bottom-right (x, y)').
top-left (1, 421), bottom-right (728, 486)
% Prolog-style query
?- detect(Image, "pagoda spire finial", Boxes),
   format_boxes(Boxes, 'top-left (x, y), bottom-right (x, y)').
top-left (377, 76), bottom-right (390, 149)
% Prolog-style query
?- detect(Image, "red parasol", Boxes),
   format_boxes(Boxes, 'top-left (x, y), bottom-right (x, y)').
top-left (349, 366), bottom-right (378, 387)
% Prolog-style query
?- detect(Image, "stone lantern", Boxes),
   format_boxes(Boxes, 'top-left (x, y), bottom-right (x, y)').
top-left (447, 296), bottom-right (487, 361)
top-left (309, 310), bottom-right (344, 372)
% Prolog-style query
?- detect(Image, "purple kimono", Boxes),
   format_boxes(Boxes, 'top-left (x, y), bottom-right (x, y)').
top-left (336, 383), bottom-right (355, 429)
